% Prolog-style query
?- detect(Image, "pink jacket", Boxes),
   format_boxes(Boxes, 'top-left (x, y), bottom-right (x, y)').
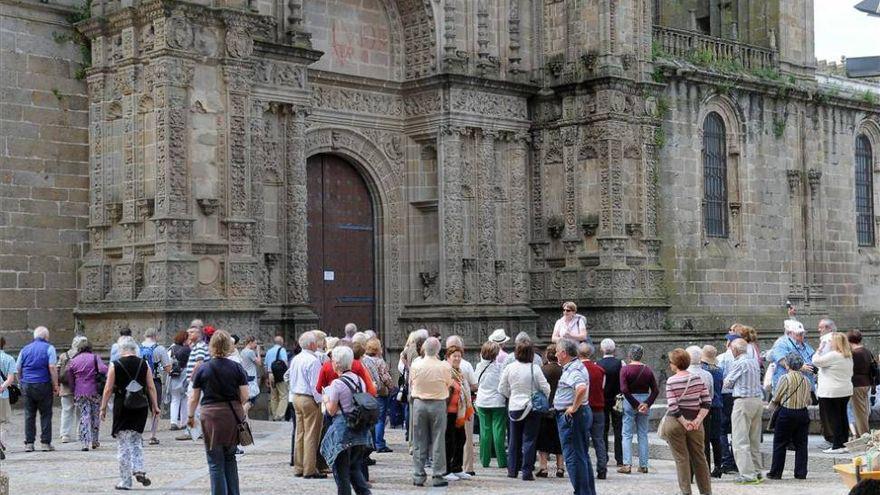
top-left (67, 352), bottom-right (109, 398)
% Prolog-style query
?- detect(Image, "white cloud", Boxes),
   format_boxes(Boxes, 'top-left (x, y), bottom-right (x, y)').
top-left (814, 0), bottom-right (879, 62)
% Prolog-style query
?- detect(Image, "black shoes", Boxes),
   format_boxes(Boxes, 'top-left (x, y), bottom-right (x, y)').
top-left (365, 457), bottom-right (377, 466)
top-left (710, 468), bottom-right (722, 478)
top-left (304, 473), bottom-right (328, 479)
top-left (377, 447), bottom-right (393, 453)
top-left (597, 471), bottom-right (607, 480)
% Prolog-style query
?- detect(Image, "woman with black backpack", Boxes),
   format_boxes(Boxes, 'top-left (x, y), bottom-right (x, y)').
top-left (99, 336), bottom-right (161, 490)
top-left (321, 345), bottom-right (375, 495)
top-left (167, 330), bottom-right (192, 431)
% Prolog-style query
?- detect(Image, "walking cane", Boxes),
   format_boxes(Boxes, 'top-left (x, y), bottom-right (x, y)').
top-left (290, 413), bottom-right (295, 466)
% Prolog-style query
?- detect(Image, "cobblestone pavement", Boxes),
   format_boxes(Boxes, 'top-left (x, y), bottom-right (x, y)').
top-left (0, 407), bottom-right (851, 494)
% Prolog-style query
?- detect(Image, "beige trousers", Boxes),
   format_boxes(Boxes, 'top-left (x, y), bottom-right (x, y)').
top-left (852, 386), bottom-right (871, 437)
top-left (293, 395), bottom-right (323, 476)
top-left (270, 381), bottom-right (289, 421)
top-left (463, 416), bottom-right (475, 472)
top-left (661, 418), bottom-right (712, 495)
top-left (731, 397), bottom-right (764, 479)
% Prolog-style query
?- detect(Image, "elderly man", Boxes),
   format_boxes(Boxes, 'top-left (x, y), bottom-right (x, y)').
top-left (289, 331), bottom-right (325, 479)
top-left (555, 338), bottom-right (596, 495)
top-left (502, 332), bottom-right (544, 368)
top-left (597, 338), bottom-right (624, 467)
top-left (687, 346), bottom-right (715, 400)
top-left (342, 323), bottom-right (358, 342)
top-left (815, 318), bottom-right (837, 356)
top-left (580, 343), bottom-right (608, 480)
top-left (141, 327), bottom-right (172, 445)
top-left (17, 326), bottom-right (60, 452)
top-left (723, 338), bottom-right (764, 485)
top-left (266, 335), bottom-right (289, 421)
top-left (446, 335), bottom-right (478, 475)
top-left (57, 335), bottom-right (87, 443)
top-left (767, 320), bottom-right (816, 393)
top-left (176, 326), bottom-right (209, 441)
top-left (410, 337), bottom-right (453, 487)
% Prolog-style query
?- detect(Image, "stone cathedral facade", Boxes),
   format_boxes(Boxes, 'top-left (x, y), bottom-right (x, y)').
top-left (1, 0), bottom-right (879, 358)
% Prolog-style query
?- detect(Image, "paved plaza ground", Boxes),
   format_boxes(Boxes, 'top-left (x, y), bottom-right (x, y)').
top-left (0, 406), bottom-right (853, 494)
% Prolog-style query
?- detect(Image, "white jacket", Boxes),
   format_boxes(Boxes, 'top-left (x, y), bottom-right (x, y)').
top-left (813, 350), bottom-right (854, 398)
top-left (498, 361), bottom-right (551, 412)
top-left (475, 359), bottom-right (506, 408)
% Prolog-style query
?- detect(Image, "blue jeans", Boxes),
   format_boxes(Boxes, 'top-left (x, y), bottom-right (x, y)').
top-left (374, 395), bottom-right (390, 450)
top-left (333, 445), bottom-right (371, 495)
top-left (205, 445), bottom-right (240, 495)
top-left (587, 409), bottom-right (608, 474)
top-left (622, 393), bottom-right (649, 468)
top-left (557, 408), bottom-right (596, 495)
top-left (507, 409), bottom-right (540, 478)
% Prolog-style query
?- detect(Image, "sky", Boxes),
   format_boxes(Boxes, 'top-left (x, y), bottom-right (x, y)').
top-left (814, 0), bottom-right (879, 62)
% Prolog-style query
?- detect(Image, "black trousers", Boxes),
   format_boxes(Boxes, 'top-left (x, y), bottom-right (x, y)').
top-left (769, 407), bottom-right (809, 479)
top-left (22, 382), bottom-right (53, 445)
top-left (819, 396), bottom-right (850, 448)
top-left (603, 404), bottom-right (623, 465)
top-left (332, 445), bottom-right (371, 495)
top-left (445, 413), bottom-right (465, 474)
top-left (704, 407), bottom-right (723, 471)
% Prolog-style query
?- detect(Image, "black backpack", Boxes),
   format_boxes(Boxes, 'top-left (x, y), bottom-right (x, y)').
top-left (270, 348), bottom-right (288, 383)
top-left (168, 345), bottom-right (183, 378)
top-left (339, 375), bottom-right (379, 431)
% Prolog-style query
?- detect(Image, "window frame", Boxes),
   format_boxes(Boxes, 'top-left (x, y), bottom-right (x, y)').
top-left (702, 112), bottom-right (729, 238)
top-left (855, 133), bottom-right (875, 247)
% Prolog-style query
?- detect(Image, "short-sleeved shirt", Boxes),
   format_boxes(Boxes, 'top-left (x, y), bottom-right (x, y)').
top-left (552, 314), bottom-right (588, 342)
top-left (240, 348), bottom-right (258, 379)
top-left (140, 341), bottom-right (171, 377)
top-left (554, 359), bottom-right (589, 410)
top-left (192, 357), bottom-right (248, 405)
top-left (324, 372), bottom-right (366, 416)
top-left (265, 345), bottom-right (288, 373)
top-left (186, 342), bottom-right (210, 380)
top-left (0, 351), bottom-right (17, 399)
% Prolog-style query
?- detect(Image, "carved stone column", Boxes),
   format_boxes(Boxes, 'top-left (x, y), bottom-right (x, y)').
top-left (439, 125), bottom-right (465, 303)
top-left (477, 129), bottom-right (498, 302)
top-left (508, 132), bottom-right (530, 304)
top-left (285, 106), bottom-right (309, 305)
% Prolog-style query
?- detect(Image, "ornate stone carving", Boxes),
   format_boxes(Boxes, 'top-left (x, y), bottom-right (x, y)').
top-left (404, 91), bottom-right (442, 117)
top-left (136, 198), bottom-right (154, 221)
top-left (450, 88), bottom-right (527, 120)
top-left (166, 17), bottom-right (194, 51)
top-left (225, 22), bottom-right (253, 59)
top-left (808, 169), bottom-right (822, 195)
top-left (312, 85), bottom-right (403, 116)
top-left (197, 198), bottom-right (220, 216)
top-left (419, 271), bottom-right (438, 301)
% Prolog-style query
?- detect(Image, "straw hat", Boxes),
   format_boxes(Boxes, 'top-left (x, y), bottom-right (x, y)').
top-left (488, 328), bottom-right (510, 344)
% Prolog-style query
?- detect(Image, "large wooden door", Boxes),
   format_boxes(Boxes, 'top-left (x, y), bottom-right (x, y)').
top-left (306, 154), bottom-right (376, 336)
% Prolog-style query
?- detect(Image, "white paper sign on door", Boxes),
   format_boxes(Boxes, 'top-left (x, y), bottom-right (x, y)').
top-left (323, 270), bottom-right (335, 281)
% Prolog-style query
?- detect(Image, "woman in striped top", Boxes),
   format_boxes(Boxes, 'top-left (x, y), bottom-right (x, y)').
top-left (660, 348), bottom-right (712, 495)
top-left (767, 352), bottom-right (812, 480)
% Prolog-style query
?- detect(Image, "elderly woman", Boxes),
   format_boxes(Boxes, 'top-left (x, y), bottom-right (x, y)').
top-left (498, 341), bottom-right (551, 481)
top-left (364, 338), bottom-right (394, 453)
top-left (475, 341), bottom-right (507, 469)
top-left (100, 337), bottom-right (160, 490)
top-left (67, 338), bottom-right (108, 451)
top-left (443, 345), bottom-right (474, 481)
top-left (767, 352), bottom-right (812, 480)
top-left (320, 345), bottom-right (374, 495)
top-left (188, 330), bottom-right (249, 495)
top-left (813, 332), bottom-right (854, 454)
top-left (848, 330), bottom-right (875, 438)
top-left (58, 335), bottom-right (87, 443)
top-left (537, 343), bottom-right (565, 478)
top-left (167, 330), bottom-right (191, 430)
top-left (619, 344), bottom-right (659, 474)
top-left (661, 348), bottom-right (712, 495)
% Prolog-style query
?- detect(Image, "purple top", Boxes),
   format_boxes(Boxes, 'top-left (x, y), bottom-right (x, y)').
top-left (620, 363), bottom-right (659, 409)
top-left (67, 352), bottom-right (109, 398)
top-left (324, 372), bottom-right (366, 416)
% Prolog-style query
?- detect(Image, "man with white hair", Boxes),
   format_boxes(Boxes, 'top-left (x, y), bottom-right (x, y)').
top-left (16, 326), bottom-right (60, 451)
top-left (502, 332), bottom-right (543, 368)
top-left (175, 326), bottom-right (209, 441)
top-left (767, 320), bottom-right (816, 393)
top-left (723, 338), bottom-right (765, 485)
top-left (597, 338), bottom-right (624, 467)
top-left (815, 318), bottom-right (837, 356)
top-left (686, 346), bottom-right (714, 399)
top-left (410, 337), bottom-right (453, 487)
top-left (190, 319), bottom-right (204, 331)
top-left (342, 323), bottom-right (358, 342)
top-left (289, 331), bottom-right (325, 479)
top-left (266, 335), bottom-right (289, 421)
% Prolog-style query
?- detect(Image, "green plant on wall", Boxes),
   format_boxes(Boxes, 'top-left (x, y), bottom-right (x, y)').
top-left (654, 126), bottom-right (667, 148)
top-left (772, 117), bottom-right (786, 139)
top-left (66, 0), bottom-right (92, 81)
top-left (656, 96), bottom-right (671, 119)
top-left (687, 49), bottom-right (716, 67)
top-left (862, 91), bottom-right (878, 106)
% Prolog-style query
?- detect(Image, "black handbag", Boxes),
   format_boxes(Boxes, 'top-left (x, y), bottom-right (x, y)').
top-left (93, 354), bottom-right (106, 393)
top-left (0, 368), bottom-right (20, 405)
top-left (768, 374), bottom-right (803, 431)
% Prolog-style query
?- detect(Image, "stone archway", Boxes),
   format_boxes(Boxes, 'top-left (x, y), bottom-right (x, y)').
top-left (304, 127), bottom-right (404, 342)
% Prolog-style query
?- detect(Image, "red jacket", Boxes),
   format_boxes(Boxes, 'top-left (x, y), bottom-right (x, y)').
top-left (316, 359), bottom-right (377, 396)
top-left (582, 359), bottom-right (606, 411)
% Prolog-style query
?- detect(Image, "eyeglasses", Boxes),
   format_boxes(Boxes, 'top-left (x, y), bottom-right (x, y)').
top-left (563, 309), bottom-right (574, 312)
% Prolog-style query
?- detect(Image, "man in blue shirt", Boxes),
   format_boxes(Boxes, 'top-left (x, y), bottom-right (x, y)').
top-left (265, 335), bottom-right (289, 421)
top-left (16, 326), bottom-right (59, 451)
top-left (767, 320), bottom-right (816, 393)
top-left (554, 338), bottom-right (596, 495)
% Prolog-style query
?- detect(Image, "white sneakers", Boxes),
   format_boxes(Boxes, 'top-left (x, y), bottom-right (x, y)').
top-left (442, 472), bottom-right (472, 481)
top-left (822, 447), bottom-right (848, 454)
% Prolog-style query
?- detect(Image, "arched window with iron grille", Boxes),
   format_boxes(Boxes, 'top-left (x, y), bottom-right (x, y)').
top-left (855, 134), bottom-right (874, 247)
top-left (703, 112), bottom-right (728, 238)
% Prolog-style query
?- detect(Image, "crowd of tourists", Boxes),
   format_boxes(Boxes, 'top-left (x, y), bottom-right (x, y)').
top-left (2, 301), bottom-right (879, 495)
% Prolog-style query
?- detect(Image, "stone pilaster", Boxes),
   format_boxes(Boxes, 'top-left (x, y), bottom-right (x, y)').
top-left (285, 106), bottom-right (309, 305)
top-left (439, 125), bottom-right (465, 303)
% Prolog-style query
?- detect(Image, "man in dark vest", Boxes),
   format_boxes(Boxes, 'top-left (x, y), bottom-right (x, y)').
top-left (16, 326), bottom-right (60, 451)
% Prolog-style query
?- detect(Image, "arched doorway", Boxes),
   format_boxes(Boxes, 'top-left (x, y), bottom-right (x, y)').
top-left (306, 154), bottom-right (376, 335)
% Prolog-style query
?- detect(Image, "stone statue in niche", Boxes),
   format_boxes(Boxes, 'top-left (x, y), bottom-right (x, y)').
top-left (419, 271), bottom-right (438, 301)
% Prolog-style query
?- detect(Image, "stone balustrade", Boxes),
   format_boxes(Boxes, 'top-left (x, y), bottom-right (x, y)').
top-left (652, 25), bottom-right (777, 71)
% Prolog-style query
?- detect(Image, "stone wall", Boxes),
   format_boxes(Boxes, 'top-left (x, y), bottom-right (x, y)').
top-left (0, 0), bottom-right (88, 348)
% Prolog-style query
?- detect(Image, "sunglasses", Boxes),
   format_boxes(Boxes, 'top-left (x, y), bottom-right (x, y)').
top-left (563, 308), bottom-right (574, 312)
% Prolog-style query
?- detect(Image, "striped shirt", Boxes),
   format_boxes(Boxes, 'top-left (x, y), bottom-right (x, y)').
top-left (772, 371), bottom-right (811, 409)
top-left (554, 359), bottom-right (589, 410)
top-left (666, 372), bottom-right (711, 420)
top-left (723, 355), bottom-right (763, 398)
top-left (186, 342), bottom-right (209, 381)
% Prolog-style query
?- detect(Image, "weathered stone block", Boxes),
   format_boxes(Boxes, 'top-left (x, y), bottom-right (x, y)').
top-left (17, 272), bottom-right (44, 289)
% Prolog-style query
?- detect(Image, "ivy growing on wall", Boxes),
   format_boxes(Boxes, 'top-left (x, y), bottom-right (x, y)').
top-left (52, 0), bottom-right (92, 80)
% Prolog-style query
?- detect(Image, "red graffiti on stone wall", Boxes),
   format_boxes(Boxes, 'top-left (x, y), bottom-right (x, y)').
top-left (331, 18), bottom-right (390, 66)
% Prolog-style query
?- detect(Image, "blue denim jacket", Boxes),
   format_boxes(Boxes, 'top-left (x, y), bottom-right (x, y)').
top-left (320, 414), bottom-right (374, 466)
